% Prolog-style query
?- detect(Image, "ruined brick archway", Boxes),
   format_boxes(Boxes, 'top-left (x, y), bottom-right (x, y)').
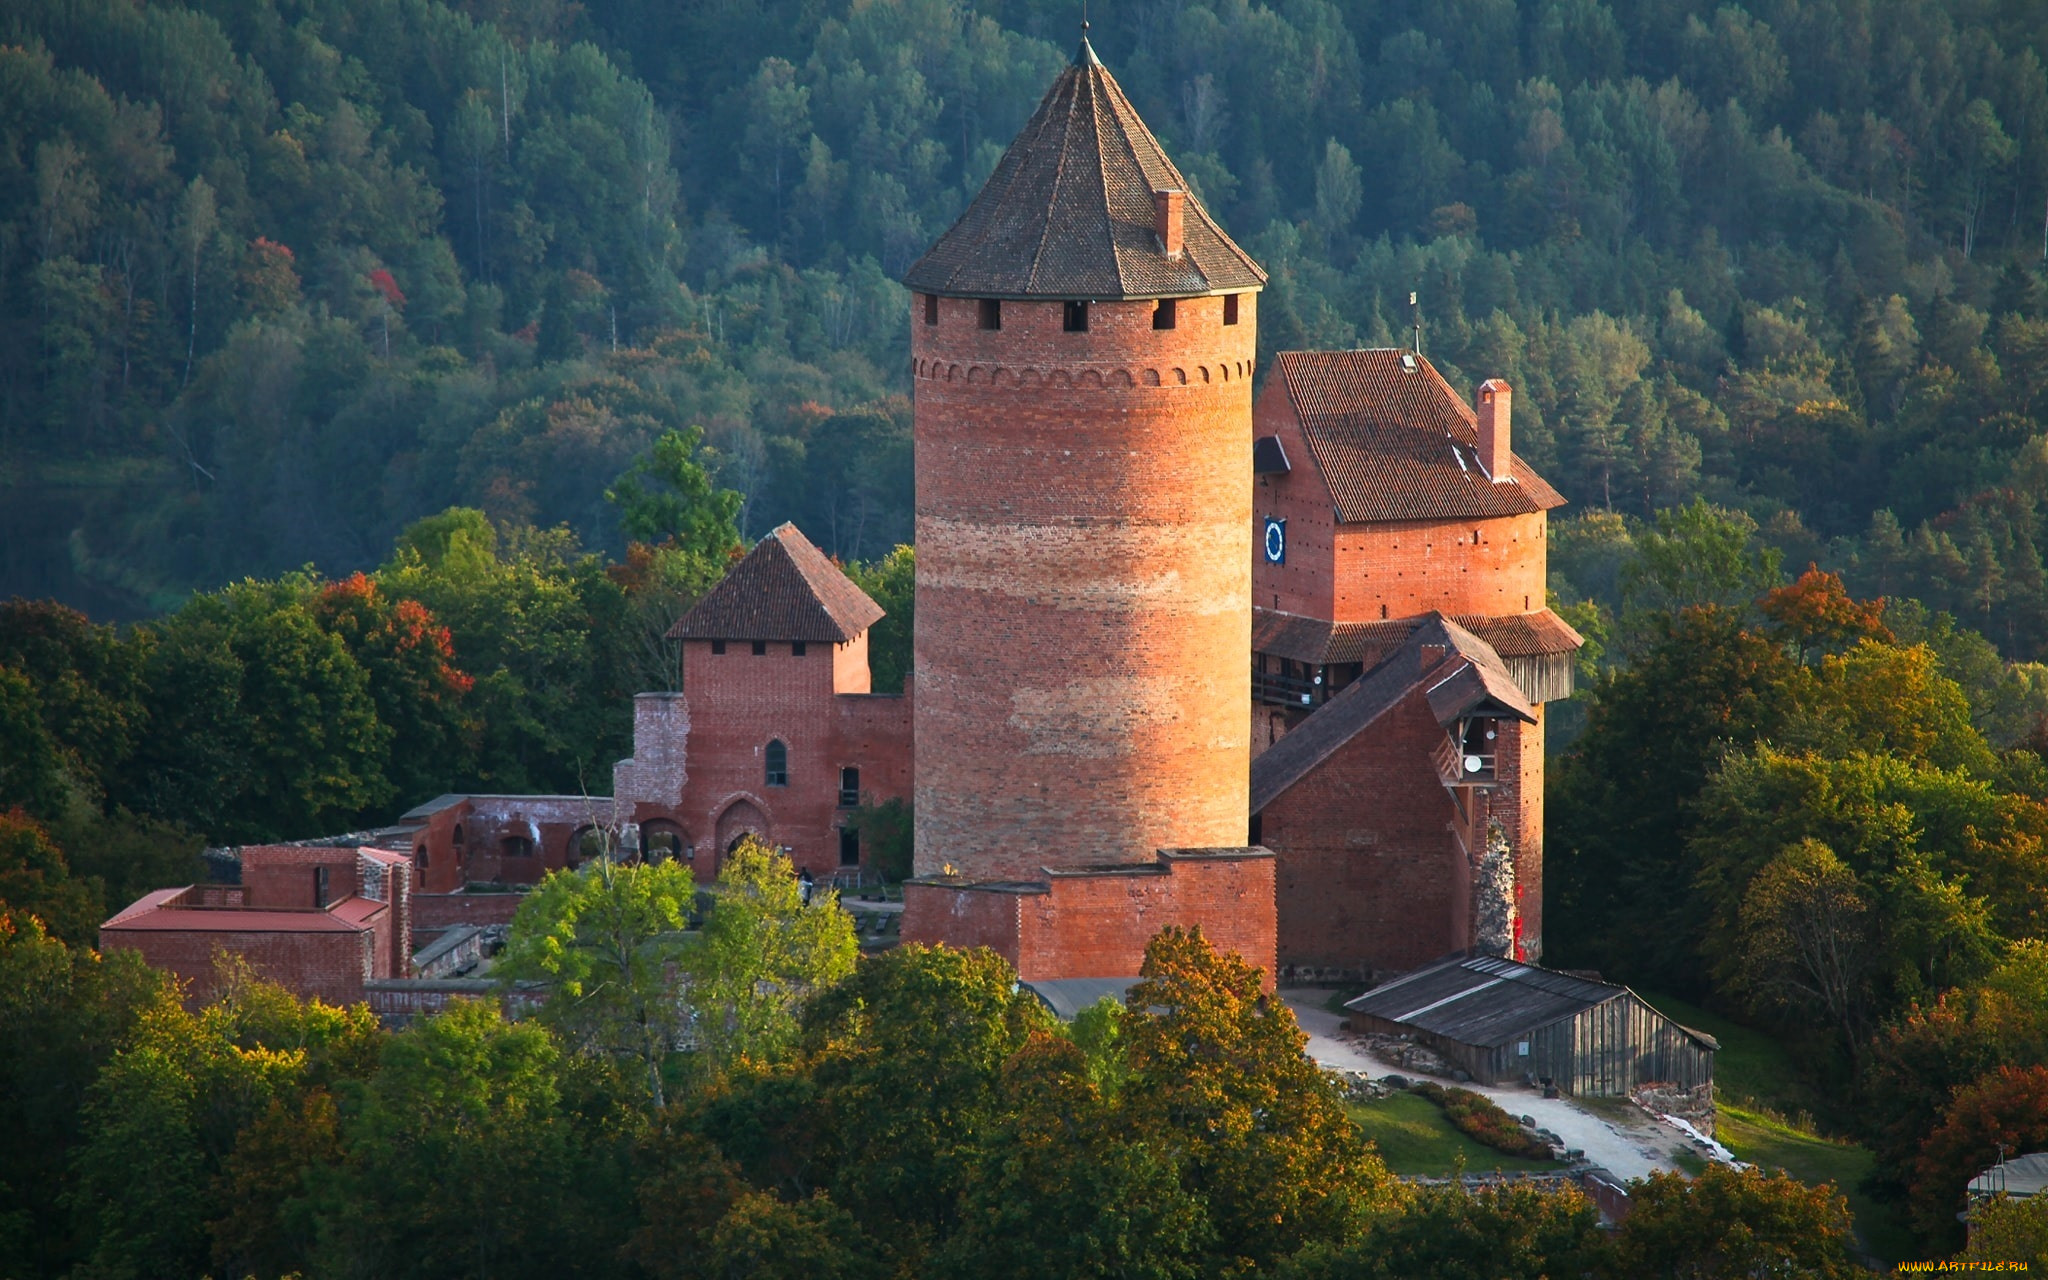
top-left (715, 799), bottom-right (770, 871)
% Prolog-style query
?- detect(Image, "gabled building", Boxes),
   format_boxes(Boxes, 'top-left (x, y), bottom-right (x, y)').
top-left (101, 843), bottom-right (413, 1005)
top-left (1249, 350), bottom-right (1580, 976)
top-left (612, 522), bottom-right (912, 878)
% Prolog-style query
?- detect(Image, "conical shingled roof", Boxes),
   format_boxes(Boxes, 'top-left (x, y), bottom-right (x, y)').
top-left (668, 524), bottom-right (884, 644)
top-left (902, 35), bottom-right (1266, 301)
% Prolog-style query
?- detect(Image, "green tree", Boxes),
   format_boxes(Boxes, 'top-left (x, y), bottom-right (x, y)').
top-left (0, 810), bottom-right (98, 947)
top-left (687, 837), bottom-right (858, 1073)
top-left (0, 913), bottom-right (164, 1278)
top-left (934, 1033), bottom-right (1209, 1280)
top-left (499, 849), bottom-right (696, 1107)
top-left (1277, 1180), bottom-right (1610, 1280)
top-left (843, 544), bottom-right (912, 694)
top-left (1612, 1165), bottom-right (1861, 1278)
top-left (1965, 1194), bottom-right (2048, 1267)
top-left (607, 426), bottom-right (745, 561)
top-left (313, 1000), bottom-right (583, 1279)
top-left (798, 944), bottom-right (1051, 1266)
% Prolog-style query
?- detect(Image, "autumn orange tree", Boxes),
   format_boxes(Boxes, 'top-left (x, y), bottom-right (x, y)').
top-left (1121, 927), bottom-right (1399, 1274)
top-left (1912, 1065), bottom-right (2048, 1243)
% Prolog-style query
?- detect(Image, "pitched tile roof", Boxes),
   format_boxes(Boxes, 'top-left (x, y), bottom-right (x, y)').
top-left (1250, 614), bottom-right (1519, 813)
top-left (902, 36), bottom-right (1265, 300)
top-left (669, 523), bottom-right (885, 644)
top-left (1274, 349), bottom-right (1567, 522)
top-left (1252, 608), bottom-right (1584, 667)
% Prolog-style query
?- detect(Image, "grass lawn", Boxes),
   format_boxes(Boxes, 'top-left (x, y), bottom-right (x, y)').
top-left (1634, 993), bottom-right (1911, 1264)
top-left (1633, 990), bottom-right (1823, 1118)
top-left (1348, 1091), bottom-right (1559, 1177)
top-left (1718, 1103), bottom-right (1917, 1266)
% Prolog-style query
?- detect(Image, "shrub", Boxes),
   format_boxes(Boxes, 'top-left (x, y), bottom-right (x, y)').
top-left (1412, 1081), bottom-right (1554, 1160)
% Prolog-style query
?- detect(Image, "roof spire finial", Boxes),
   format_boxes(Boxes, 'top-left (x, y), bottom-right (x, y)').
top-left (1076, 3), bottom-right (1100, 66)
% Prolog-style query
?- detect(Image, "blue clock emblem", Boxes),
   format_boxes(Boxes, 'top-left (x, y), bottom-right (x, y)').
top-left (1263, 517), bottom-right (1286, 564)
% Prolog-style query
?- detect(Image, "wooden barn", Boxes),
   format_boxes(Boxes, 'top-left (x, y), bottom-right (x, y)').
top-left (1343, 955), bottom-right (1716, 1094)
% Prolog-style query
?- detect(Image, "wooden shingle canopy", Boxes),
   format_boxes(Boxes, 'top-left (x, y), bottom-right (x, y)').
top-left (669, 523), bottom-right (884, 644)
top-left (901, 34), bottom-right (1266, 301)
top-left (1251, 614), bottom-right (1526, 814)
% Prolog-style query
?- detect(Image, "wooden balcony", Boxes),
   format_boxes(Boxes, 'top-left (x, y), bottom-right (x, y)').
top-left (1434, 734), bottom-right (1498, 787)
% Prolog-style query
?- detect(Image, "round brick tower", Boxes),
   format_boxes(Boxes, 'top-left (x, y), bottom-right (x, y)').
top-left (901, 35), bottom-right (1266, 882)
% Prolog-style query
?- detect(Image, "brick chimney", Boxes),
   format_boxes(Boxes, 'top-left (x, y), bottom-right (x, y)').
top-left (1476, 378), bottom-right (1512, 482)
top-left (1154, 188), bottom-right (1185, 257)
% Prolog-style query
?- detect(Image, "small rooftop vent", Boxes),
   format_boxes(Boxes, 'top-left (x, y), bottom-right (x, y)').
top-left (1400, 352), bottom-right (1418, 372)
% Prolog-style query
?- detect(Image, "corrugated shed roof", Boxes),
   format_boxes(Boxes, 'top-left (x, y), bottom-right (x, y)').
top-left (670, 524), bottom-right (885, 643)
top-left (1251, 613), bottom-right (1509, 813)
top-left (1345, 955), bottom-right (1623, 1047)
top-left (1275, 350), bottom-right (1567, 522)
top-left (1972, 1152), bottom-right (2048, 1198)
top-left (1023, 976), bottom-right (1141, 1020)
top-left (902, 38), bottom-right (1265, 300)
top-left (1252, 608), bottom-right (1583, 667)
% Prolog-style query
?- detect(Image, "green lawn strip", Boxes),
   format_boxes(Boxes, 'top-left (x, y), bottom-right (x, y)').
top-left (1718, 1103), bottom-right (1915, 1265)
top-left (1348, 1092), bottom-right (1558, 1178)
top-left (1632, 989), bottom-right (1824, 1118)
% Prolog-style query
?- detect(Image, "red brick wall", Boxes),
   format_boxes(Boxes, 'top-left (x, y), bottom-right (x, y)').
top-left (901, 880), bottom-right (1026, 956)
top-left (1019, 853), bottom-right (1276, 986)
top-left (902, 851), bottom-right (1276, 988)
top-left (241, 845), bottom-right (363, 909)
top-left (648, 636), bottom-right (913, 881)
top-left (410, 891), bottom-right (526, 931)
top-left (1330, 514), bottom-right (1548, 623)
top-left (1260, 692), bottom-right (1474, 977)
top-left (103, 923), bottom-right (379, 1006)
top-left (1252, 383), bottom-right (1338, 619)
top-left (910, 292), bottom-right (1257, 881)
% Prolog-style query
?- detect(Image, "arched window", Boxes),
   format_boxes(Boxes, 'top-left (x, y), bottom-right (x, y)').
top-left (765, 739), bottom-right (789, 787)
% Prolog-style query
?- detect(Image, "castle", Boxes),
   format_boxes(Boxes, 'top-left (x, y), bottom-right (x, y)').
top-left (103, 36), bottom-right (1577, 998)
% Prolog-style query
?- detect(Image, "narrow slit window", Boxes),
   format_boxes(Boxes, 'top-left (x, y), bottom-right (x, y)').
top-left (1223, 293), bottom-right (1240, 325)
top-left (978, 298), bottom-right (1001, 330)
top-left (924, 293), bottom-right (939, 325)
top-left (1063, 300), bottom-right (1089, 332)
top-left (765, 739), bottom-right (788, 787)
top-left (1153, 298), bottom-right (1177, 330)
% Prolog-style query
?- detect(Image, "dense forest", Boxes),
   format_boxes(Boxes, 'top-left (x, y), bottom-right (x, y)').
top-left (4, 0), bottom-right (2048, 642)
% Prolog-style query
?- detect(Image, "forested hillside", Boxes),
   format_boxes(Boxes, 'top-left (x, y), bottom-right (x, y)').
top-left (6, 0), bottom-right (2048, 644)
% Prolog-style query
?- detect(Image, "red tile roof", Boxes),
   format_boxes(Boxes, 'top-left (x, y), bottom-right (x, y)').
top-left (902, 37), bottom-right (1265, 300)
top-left (1252, 608), bottom-right (1583, 667)
top-left (669, 524), bottom-right (885, 643)
top-left (101, 889), bottom-right (385, 933)
top-left (1274, 350), bottom-right (1567, 522)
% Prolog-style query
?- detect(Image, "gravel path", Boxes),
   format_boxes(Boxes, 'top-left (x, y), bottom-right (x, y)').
top-left (1283, 990), bottom-right (1697, 1181)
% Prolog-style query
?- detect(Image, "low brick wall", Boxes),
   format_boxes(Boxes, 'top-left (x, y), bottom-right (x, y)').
top-left (411, 891), bottom-right (526, 931)
top-left (903, 847), bottom-right (1277, 986)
